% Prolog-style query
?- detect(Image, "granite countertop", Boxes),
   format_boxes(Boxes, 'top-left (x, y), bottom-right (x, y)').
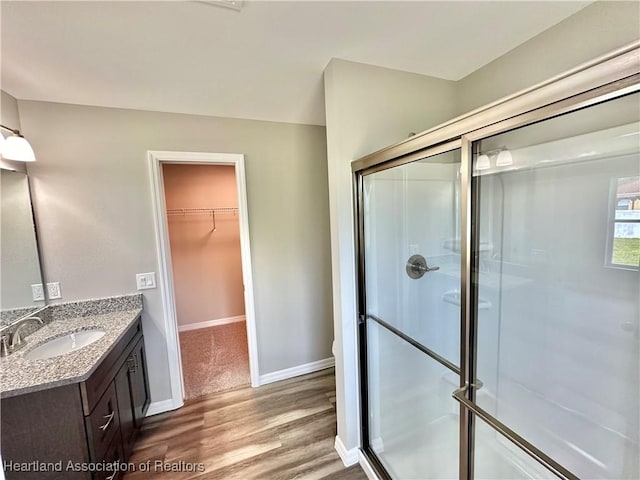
top-left (0, 306), bottom-right (142, 399)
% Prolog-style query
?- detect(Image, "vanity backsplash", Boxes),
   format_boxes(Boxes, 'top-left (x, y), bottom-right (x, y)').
top-left (47, 293), bottom-right (143, 320)
top-left (1, 294), bottom-right (143, 338)
top-left (0, 306), bottom-right (46, 325)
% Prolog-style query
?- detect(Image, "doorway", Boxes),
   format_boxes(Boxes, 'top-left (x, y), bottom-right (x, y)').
top-left (148, 152), bottom-right (259, 410)
top-left (162, 163), bottom-right (249, 399)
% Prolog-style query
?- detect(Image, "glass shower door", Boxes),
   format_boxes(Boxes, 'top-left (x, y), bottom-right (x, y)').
top-left (357, 57), bottom-right (639, 480)
top-left (467, 92), bottom-right (640, 479)
top-left (361, 147), bottom-right (462, 479)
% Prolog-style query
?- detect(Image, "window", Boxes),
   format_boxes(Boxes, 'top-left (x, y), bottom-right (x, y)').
top-left (609, 176), bottom-right (640, 268)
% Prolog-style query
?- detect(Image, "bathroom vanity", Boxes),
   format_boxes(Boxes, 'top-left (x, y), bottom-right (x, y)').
top-left (0, 300), bottom-right (149, 480)
top-left (1, 159), bottom-right (150, 479)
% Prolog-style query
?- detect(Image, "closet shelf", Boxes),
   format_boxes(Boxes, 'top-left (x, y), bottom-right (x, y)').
top-left (166, 207), bottom-right (238, 216)
top-left (166, 207), bottom-right (238, 231)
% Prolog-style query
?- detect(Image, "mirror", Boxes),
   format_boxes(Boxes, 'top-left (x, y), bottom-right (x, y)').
top-left (1, 168), bottom-right (46, 324)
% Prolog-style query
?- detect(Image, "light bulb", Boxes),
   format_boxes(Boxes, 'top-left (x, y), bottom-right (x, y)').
top-left (2, 134), bottom-right (36, 162)
top-left (475, 154), bottom-right (490, 170)
top-left (496, 149), bottom-right (513, 166)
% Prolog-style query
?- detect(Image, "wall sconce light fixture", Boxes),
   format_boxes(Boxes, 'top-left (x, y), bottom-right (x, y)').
top-left (0, 124), bottom-right (36, 162)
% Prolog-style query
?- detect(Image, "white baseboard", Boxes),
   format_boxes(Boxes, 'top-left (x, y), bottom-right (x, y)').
top-left (358, 450), bottom-right (381, 480)
top-left (178, 315), bottom-right (245, 332)
top-left (258, 357), bottom-right (335, 386)
top-left (145, 398), bottom-right (183, 417)
top-left (334, 435), bottom-right (359, 467)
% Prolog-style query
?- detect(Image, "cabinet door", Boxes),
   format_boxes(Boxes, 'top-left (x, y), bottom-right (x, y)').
top-left (85, 382), bottom-right (121, 463)
top-left (114, 358), bottom-right (135, 460)
top-left (1, 385), bottom-right (91, 480)
top-left (130, 338), bottom-right (150, 427)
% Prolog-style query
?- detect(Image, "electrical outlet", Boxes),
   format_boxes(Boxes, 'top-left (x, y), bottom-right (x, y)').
top-left (47, 282), bottom-right (62, 299)
top-left (31, 284), bottom-right (45, 301)
top-left (136, 272), bottom-right (156, 290)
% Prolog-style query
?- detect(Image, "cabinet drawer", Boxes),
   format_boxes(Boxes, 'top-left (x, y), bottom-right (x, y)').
top-left (81, 317), bottom-right (142, 415)
top-left (85, 382), bottom-right (121, 462)
top-left (93, 438), bottom-right (124, 480)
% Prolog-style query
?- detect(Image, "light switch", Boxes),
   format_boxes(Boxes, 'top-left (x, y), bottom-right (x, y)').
top-left (136, 272), bottom-right (156, 290)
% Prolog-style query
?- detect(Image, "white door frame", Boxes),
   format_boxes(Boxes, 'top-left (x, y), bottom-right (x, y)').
top-left (148, 151), bottom-right (260, 410)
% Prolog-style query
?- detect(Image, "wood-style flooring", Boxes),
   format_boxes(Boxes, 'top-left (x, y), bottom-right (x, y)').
top-left (124, 368), bottom-right (367, 480)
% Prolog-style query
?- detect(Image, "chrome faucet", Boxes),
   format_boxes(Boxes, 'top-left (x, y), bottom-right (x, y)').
top-left (0, 335), bottom-right (10, 357)
top-left (0, 316), bottom-right (44, 356)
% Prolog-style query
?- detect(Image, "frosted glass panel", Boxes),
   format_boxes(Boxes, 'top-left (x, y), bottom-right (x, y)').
top-left (474, 93), bottom-right (640, 479)
top-left (474, 417), bottom-right (558, 480)
top-left (363, 150), bottom-right (461, 364)
top-left (367, 319), bottom-right (459, 479)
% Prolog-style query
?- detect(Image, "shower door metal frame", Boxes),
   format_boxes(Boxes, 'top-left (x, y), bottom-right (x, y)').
top-left (352, 41), bottom-right (640, 480)
top-left (354, 139), bottom-right (464, 480)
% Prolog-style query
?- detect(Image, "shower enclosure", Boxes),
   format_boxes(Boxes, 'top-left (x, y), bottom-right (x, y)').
top-left (353, 44), bottom-right (639, 480)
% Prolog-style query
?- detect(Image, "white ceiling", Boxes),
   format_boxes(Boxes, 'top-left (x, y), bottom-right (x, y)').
top-left (1, 1), bottom-right (590, 126)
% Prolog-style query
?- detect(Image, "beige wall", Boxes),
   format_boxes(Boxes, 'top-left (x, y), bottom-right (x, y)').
top-left (455, 1), bottom-right (640, 114)
top-left (162, 164), bottom-right (245, 327)
top-left (324, 59), bottom-right (458, 450)
top-left (18, 100), bottom-right (333, 404)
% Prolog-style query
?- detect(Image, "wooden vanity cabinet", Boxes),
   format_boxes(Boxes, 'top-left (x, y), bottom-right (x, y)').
top-left (114, 337), bottom-right (149, 461)
top-left (1, 317), bottom-right (150, 480)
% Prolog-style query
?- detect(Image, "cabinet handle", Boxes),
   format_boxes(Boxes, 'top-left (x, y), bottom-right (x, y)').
top-left (127, 356), bottom-right (136, 373)
top-left (133, 352), bottom-right (138, 373)
top-left (99, 411), bottom-right (115, 431)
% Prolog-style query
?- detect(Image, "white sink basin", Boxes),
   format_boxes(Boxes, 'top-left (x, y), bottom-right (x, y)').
top-left (25, 329), bottom-right (106, 361)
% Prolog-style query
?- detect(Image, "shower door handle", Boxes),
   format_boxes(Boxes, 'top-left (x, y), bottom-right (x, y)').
top-left (406, 254), bottom-right (439, 279)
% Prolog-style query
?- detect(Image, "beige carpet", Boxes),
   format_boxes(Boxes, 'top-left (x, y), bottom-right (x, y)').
top-left (179, 321), bottom-right (250, 400)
